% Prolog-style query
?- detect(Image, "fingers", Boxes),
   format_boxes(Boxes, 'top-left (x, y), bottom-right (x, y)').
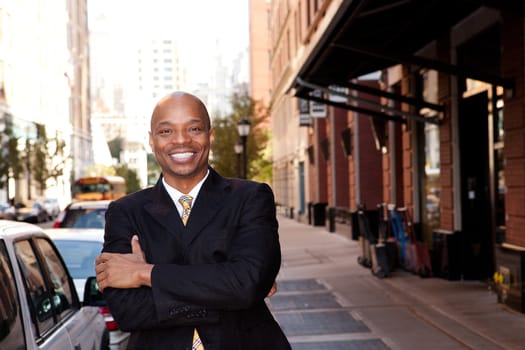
top-left (267, 282), bottom-right (277, 298)
top-left (95, 261), bottom-right (107, 292)
top-left (97, 277), bottom-right (106, 292)
top-left (131, 235), bottom-right (143, 256)
top-left (95, 253), bottom-right (109, 265)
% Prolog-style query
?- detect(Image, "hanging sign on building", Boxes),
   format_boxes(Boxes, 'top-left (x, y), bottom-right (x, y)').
top-left (328, 85), bottom-right (348, 103)
top-left (309, 90), bottom-right (326, 118)
top-left (298, 98), bottom-right (312, 126)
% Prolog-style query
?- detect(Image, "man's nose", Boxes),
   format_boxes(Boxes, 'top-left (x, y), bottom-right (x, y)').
top-left (170, 128), bottom-right (192, 143)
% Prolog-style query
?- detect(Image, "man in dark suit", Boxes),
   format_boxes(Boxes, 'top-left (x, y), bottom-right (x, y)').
top-left (95, 91), bottom-right (290, 349)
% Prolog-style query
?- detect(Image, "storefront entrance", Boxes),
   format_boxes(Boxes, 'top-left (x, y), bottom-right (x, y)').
top-left (458, 91), bottom-right (494, 280)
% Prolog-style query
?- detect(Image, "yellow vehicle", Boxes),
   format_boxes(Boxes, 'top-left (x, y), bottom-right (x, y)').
top-left (72, 176), bottom-right (126, 201)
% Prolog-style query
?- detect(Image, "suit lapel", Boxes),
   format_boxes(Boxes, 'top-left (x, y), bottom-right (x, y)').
top-left (144, 179), bottom-right (185, 236)
top-left (182, 168), bottom-right (230, 247)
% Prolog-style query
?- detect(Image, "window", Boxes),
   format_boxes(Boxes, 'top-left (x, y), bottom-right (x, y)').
top-left (54, 240), bottom-right (101, 280)
top-left (15, 238), bottom-right (76, 339)
top-left (0, 241), bottom-right (25, 349)
top-left (420, 70), bottom-right (441, 240)
top-left (61, 208), bottom-right (107, 229)
top-left (34, 238), bottom-right (76, 320)
top-left (494, 95), bottom-right (505, 241)
top-left (15, 240), bottom-right (55, 336)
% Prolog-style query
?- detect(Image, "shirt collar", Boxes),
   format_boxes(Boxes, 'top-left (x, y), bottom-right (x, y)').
top-left (162, 169), bottom-right (210, 211)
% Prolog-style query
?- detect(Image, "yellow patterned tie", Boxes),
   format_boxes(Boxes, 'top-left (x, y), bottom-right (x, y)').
top-left (179, 195), bottom-right (193, 225)
top-left (178, 195), bottom-right (204, 350)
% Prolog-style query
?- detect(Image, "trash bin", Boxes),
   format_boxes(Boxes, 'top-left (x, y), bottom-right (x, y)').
top-left (432, 230), bottom-right (461, 280)
top-left (351, 211), bottom-right (359, 240)
top-left (326, 207), bottom-right (336, 233)
top-left (307, 202), bottom-right (313, 225)
top-left (312, 202), bottom-right (327, 226)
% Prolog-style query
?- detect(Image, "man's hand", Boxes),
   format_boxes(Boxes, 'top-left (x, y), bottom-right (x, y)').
top-left (95, 235), bottom-right (153, 292)
top-left (267, 282), bottom-right (277, 298)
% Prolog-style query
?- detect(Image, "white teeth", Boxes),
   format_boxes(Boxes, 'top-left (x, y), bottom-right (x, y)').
top-left (171, 152), bottom-right (193, 159)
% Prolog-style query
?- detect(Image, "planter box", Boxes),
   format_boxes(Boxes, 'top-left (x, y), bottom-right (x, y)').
top-left (495, 243), bottom-right (525, 313)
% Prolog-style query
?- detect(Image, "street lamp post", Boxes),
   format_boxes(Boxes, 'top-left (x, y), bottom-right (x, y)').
top-left (0, 117), bottom-right (8, 203)
top-left (234, 140), bottom-right (243, 178)
top-left (237, 118), bottom-right (251, 179)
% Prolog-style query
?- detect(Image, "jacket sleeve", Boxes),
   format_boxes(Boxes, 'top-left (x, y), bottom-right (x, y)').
top-left (150, 182), bottom-right (282, 322)
top-left (101, 202), bottom-right (219, 331)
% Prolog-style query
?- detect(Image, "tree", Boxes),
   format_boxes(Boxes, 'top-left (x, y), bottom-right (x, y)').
top-left (0, 114), bottom-right (23, 193)
top-left (210, 90), bottom-right (272, 182)
top-left (31, 123), bottom-right (67, 195)
top-left (115, 164), bottom-right (141, 194)
top-left (147, 153), bottom-right (161, 186)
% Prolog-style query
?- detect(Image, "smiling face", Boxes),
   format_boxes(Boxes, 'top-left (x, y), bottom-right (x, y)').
top-left (149, 92), bottom-right (214, 192)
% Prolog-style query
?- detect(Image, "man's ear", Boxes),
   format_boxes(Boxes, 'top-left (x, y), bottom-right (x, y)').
top-left (209, 128), bottom-right (215, 146)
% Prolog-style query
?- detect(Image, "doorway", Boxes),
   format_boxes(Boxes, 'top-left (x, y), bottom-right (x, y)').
top-left (458, 91), bottom-right (493, 280)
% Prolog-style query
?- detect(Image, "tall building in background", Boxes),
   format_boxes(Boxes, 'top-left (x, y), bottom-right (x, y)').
top-left (89, 11), bottom-right (124, 115)
top-left (129, 37), bottom-right (187, 141)
top-left (66, 0), bottom-right (92, 184)
top-left (88, 3), bottom-right (133, 176)
top-left (193, 42), bottom-right (250, 119)
top-left (0, 0), bottom-right (90, 207)
top-left (249, 0), bottom-right (271, 106)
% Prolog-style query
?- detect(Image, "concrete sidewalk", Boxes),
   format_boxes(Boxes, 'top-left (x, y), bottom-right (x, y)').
top-left (268, 216), bottom-right (525, 350)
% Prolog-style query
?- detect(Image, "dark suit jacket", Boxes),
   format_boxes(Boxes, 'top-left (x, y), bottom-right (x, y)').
top-left (102, 168), bottom-right (290, 350)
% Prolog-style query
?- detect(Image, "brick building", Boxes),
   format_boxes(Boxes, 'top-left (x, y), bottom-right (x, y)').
top-left (266, 0), bottom-right (525, 312)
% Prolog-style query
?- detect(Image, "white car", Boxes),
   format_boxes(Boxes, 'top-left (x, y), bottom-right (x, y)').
top-left (45, 228), bottom-right (130, 350)
top-left (0, 220), bottom-right (108, 349)
top-left (42, 198), bottom-right (61, 220)
top-left (53, 200), bottom-right (111, 228)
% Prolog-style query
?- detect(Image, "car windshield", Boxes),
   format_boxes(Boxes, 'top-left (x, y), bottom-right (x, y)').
top-left (53, 240), bottom-right (101, 279)
top-left (61, 208), bottom-right (107, 228)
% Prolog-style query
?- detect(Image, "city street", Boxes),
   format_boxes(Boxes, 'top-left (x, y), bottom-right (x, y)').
top-left (270, 216), bottom-right (525, 350)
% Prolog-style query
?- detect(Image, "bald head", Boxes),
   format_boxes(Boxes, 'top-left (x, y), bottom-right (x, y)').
top-left (151, 91), bottom-right (211, 131)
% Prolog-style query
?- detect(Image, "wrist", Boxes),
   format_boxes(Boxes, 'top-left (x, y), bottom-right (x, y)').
top-left (139, 264), bottom-right (153, 287)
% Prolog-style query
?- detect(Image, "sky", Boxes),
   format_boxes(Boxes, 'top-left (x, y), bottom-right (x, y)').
top-left (88, 0), bottom-right (250, 84)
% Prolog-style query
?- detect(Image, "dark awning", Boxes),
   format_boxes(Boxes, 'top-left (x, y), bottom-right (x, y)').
top-left (290, 0), bottom-right (522, 120)
top-left (295, 77), bottom-right (441, 124)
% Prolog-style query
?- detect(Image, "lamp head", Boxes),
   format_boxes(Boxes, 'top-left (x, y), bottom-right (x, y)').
top-left (237, 118), bottom-right (251, 137)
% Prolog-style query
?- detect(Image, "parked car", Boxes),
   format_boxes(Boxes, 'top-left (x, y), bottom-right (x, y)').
top-left (53, 200), bottom-right (111, 228)
top-left (0, 202), bottom-right (15, 220)
top-left (0, 219), bottom-right (108, 349)
top-left (42, 198), bottom-right (61, 220)
top-left (45, 228), bottom-right (130, 350)
top-left (14, 201), bottom-right (49, 223)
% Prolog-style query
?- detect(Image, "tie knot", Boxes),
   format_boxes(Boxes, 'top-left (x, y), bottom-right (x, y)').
top-left (178, 195), bottom-right (193, 209)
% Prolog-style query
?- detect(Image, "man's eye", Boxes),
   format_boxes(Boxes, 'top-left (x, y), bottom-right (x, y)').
top-left (156, 129), bottom-right (173, 136)
top-left (188, 126), bottom-right (204, 134)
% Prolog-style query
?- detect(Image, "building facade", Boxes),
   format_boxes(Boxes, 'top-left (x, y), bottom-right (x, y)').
top-left (266, 0), bottom-right (525, 312)
top-left (0, 0), bottom-right (90, 208)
